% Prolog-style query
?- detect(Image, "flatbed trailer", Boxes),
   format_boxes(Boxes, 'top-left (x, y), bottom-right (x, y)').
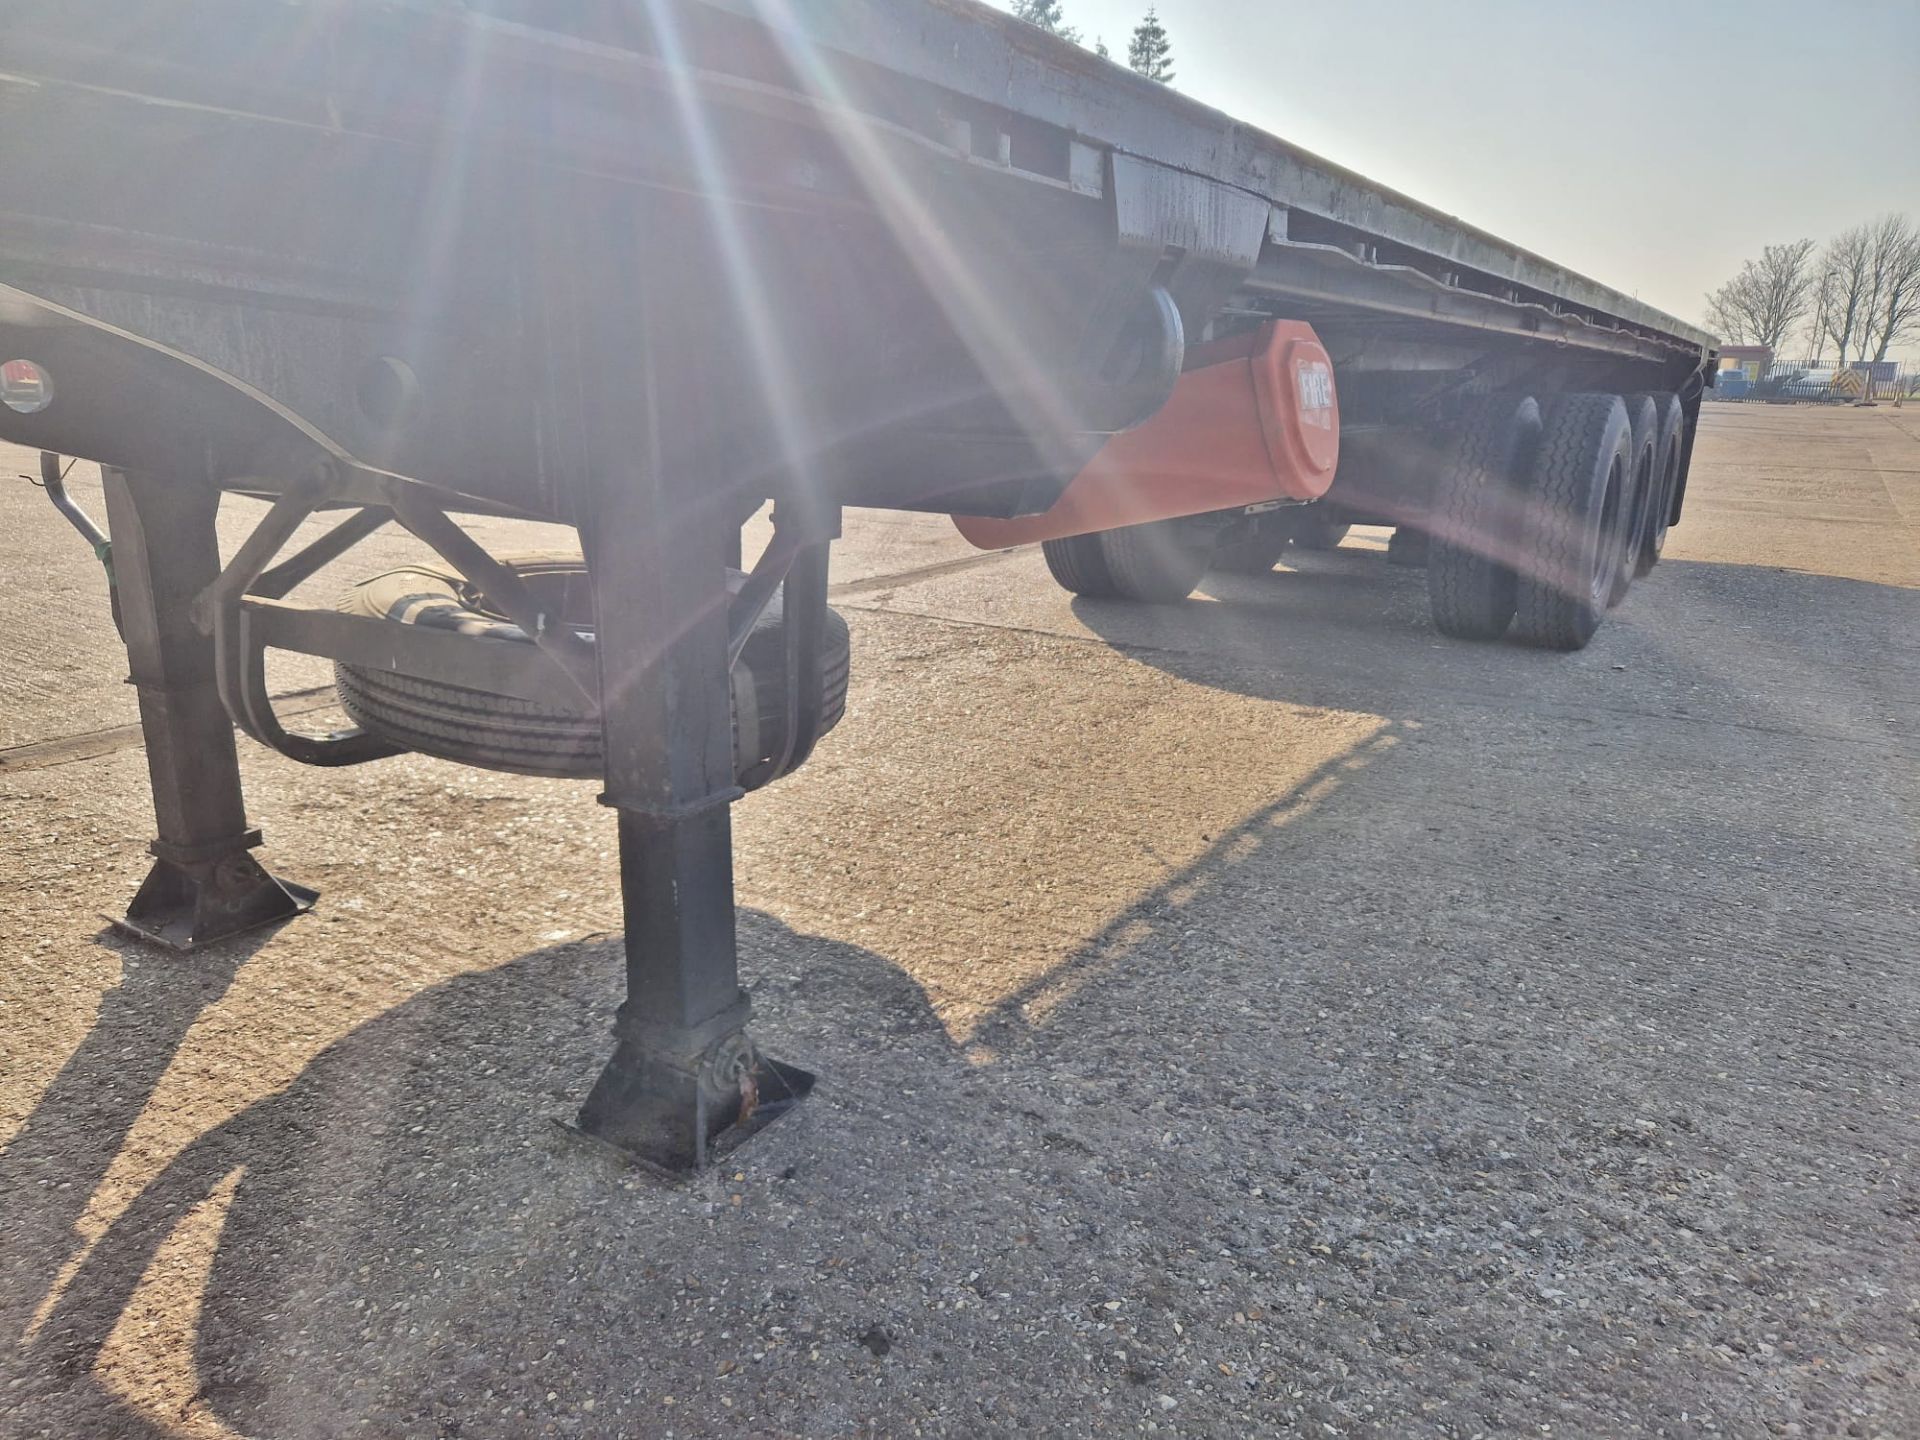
top-left (0, 0), bottom-right (1717, 1170)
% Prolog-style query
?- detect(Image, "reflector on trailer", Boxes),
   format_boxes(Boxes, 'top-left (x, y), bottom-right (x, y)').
top-left (954, 320), bottom-right (1339, 549)
top-left (1, 358), bottom-right (53, 413)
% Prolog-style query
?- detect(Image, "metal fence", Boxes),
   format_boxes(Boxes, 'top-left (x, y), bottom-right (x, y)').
top-left (1709, 357), bottom-right (1917, 405)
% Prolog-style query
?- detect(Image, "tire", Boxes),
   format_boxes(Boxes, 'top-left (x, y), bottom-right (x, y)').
top-left (1385, 527), bottom-right (1429, 568)
top-left (1511, 393), bottom-right (1634, 651)
top-left (334, 554), bottom-right (850, 787)
top-left (1611, 393), bottom-right (1660, 606)
top-left (1209, 527), bottom-right (1290, 575)
top-left (1668, 401), bottom-right (1698, 528)
top-left (1634, 392), bottom-right (1684, 576)
top-left (1042, 533), bottom-right (1118, 598)
top-left (1045, 519), bottom-right (1208, 602)
top-left (1426, 392), bottom-right (1544, 640)
top-left (1211, 509), bottom-right (1347, 572)
top-left (1290, 513), bottom-right (1351, 551)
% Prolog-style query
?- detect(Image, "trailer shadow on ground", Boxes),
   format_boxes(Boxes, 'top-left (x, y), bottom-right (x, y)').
top-left (1074, 549), bottom-right (1917, 753)
top-left (0, 927), bottom-right (273, 1353)
top-left (4, 558), bottom-right (1916, 1439)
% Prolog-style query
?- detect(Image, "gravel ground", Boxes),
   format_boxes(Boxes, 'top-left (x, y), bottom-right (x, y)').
top-left (1, 404), bottom-right (1916, 1439)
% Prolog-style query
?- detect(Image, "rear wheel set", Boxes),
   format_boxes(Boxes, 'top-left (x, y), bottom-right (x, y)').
top-left (1037, 387), bottom-right (1677, 652)
top-left (1428, 389), bottom-right (1670, 650)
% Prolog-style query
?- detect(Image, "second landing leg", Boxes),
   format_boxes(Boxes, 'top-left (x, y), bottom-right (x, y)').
top-left (100, 468), bottom-right (313, 950)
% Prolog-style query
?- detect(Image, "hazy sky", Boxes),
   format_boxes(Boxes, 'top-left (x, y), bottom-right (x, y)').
top-left (1006, 0), bottom-right (1920, 343)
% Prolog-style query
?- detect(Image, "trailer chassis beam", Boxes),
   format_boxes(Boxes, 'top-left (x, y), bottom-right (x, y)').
top-left (1243, 239), bottom-right (1703, 367)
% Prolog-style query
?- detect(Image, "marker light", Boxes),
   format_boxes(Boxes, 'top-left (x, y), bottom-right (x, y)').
top-left (0, 359), bottom-right (53, 414)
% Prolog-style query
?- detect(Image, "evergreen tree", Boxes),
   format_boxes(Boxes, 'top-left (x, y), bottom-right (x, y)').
top-left (1128, 7), bottom-right (1174, 83)
top-left (1094, 36), bottom-right (1110, 59)
top-left (1012, 0), bottom-right (1079, 44)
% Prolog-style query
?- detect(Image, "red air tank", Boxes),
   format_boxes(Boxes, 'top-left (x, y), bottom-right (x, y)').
top-left (955, 319), bottom-right (1339, 549)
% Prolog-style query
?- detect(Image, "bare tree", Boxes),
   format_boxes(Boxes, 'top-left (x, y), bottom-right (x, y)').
top-left (1860, 214), bottom-right (1920, 364)
top-left (1804, 264), bottom-right (1834, 362)
top-left (1703, 239), bottom-right (1816, 350)
top-left (1817, 224), bottom-right (1875, 367)
top-left (1703, 293), bottom-right (1752, 345)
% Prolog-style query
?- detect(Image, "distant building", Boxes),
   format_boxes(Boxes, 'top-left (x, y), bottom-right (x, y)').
top-left (1717, 345), bottom-right (1773, 385)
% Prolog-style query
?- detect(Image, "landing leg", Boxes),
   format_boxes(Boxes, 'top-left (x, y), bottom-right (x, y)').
top-left (567, 415), bottom-right (817, 1169)
top-left (100, 469), bottom-right (313, 949)
top-left (542, 180), bottom-right (815, 1170)
top-left (572, 503), bottom-right (814, 1170)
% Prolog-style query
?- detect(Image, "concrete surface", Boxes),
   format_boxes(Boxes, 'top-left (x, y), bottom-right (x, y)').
top-left (1, 404), bottom-right (1916, 1439)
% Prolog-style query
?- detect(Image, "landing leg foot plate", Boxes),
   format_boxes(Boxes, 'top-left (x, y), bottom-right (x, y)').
top-left (575, 1034), bottom-right (813, 1175)
top-left (111, 852), bottom-right (316, 951)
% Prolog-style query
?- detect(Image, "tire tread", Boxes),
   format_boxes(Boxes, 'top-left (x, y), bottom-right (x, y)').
top-left (1427, 393), bottom-right (1538, 640)
top-left (1042, 534), bottom-right (1117, 597)
top-left (1512, 393), bottom-right (1630, 651)
top-left (1096, 521), bottom-right (1208, 602)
